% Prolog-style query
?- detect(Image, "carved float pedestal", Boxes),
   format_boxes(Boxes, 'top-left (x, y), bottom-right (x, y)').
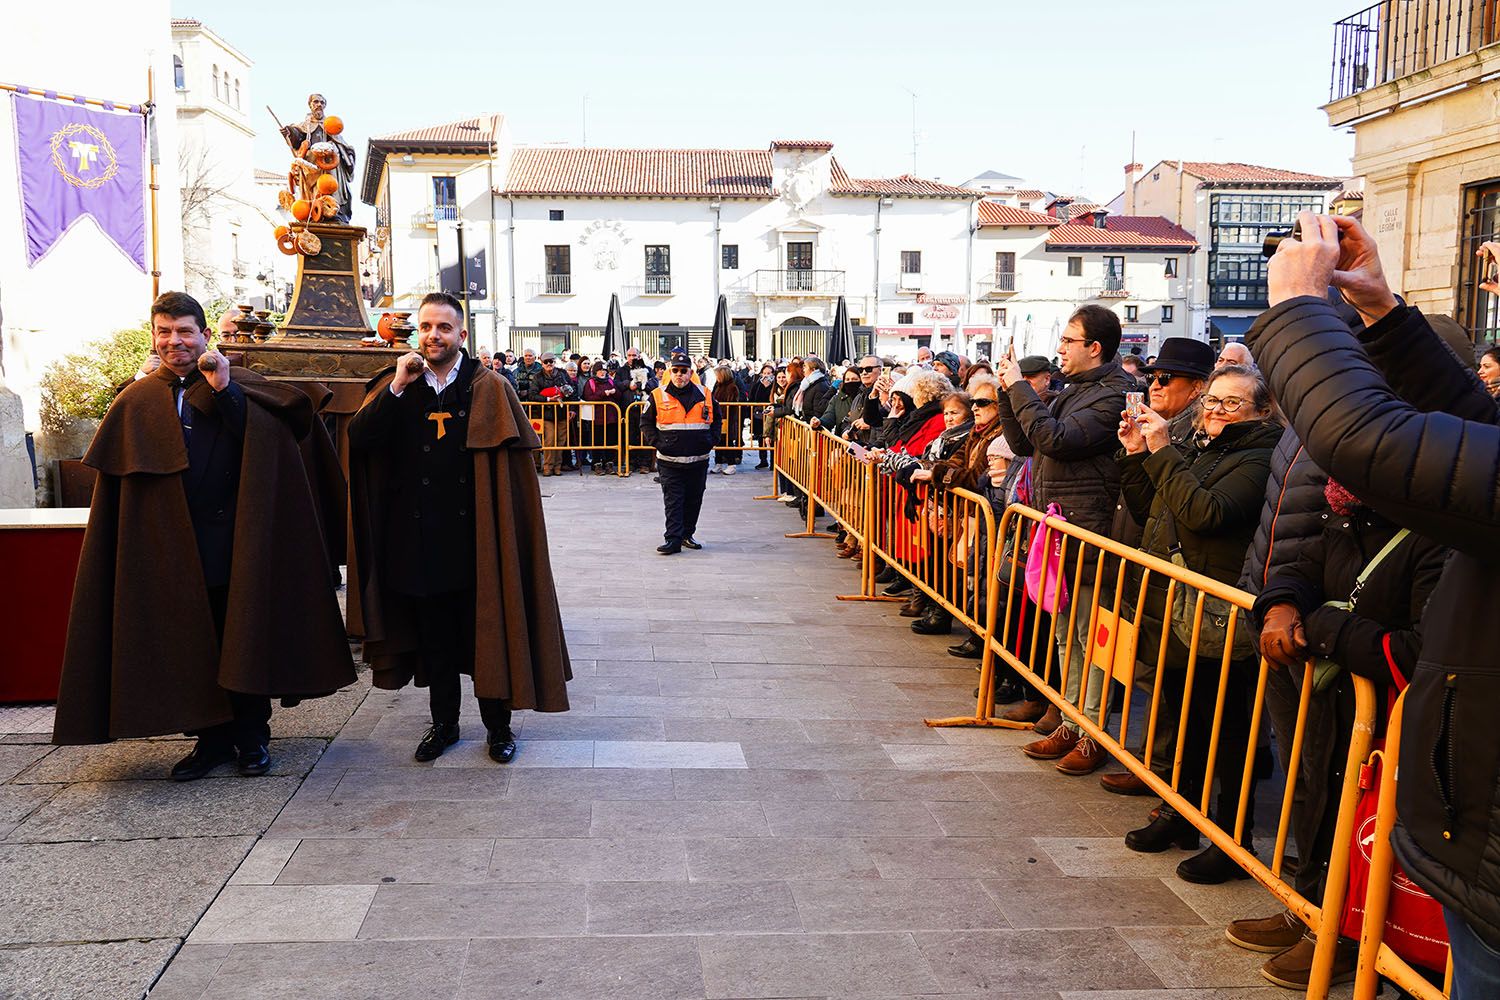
top-left (233, 223), bottom-right (402, 464)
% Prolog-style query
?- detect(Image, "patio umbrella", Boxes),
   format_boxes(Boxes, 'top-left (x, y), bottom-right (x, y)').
top-left (709, 294), bottom-right (733, 360)
top-left (601, 293), bottom-right (625, 358)
top-left (825, 296), bottom-right (856, 365)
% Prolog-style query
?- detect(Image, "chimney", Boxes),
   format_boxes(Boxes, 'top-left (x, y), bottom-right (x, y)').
top-left (1123, 162), bottom-right (1141, 216)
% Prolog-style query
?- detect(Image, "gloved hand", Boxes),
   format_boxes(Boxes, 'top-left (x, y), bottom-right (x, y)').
top-left (1260, 602), bottom-right (1307, 671)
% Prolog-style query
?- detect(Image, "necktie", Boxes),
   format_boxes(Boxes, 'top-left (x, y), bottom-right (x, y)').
top-left (176, 379), bottom-right (192, 446)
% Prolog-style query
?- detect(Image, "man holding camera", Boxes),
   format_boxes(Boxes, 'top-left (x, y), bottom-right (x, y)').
top-left (1252, 213), bottom-right (1500, 998)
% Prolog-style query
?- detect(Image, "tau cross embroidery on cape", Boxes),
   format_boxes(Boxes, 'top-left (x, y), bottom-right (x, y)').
top-left (428, 411), bottom-right (452, 439)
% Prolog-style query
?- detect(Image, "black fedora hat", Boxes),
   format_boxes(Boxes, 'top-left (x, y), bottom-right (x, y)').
top-left (1145, 338), bottom-right (1213, 380)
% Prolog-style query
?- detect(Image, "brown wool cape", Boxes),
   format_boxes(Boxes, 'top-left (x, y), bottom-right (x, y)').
top-left (345, 365), bottom-right (571, 710)
top-left (53, 366), bottom-right (357, 744)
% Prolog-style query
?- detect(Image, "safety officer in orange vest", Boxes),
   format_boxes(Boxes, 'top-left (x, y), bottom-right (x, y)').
top-left (643, 353), bottom-right (715, 554)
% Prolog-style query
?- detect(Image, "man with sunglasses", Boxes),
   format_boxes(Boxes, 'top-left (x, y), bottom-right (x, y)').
top-left (839, 356), bottom-right (888, 445)
top-left (643, 355), bottom-right (715, 554)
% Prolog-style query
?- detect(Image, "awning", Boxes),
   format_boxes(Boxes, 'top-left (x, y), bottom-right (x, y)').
top-left (1209, 315), bottom-right (1256, 341)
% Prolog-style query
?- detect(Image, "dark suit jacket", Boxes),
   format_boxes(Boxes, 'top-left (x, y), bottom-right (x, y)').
top-left (176, 371), bottom-right (246, 588)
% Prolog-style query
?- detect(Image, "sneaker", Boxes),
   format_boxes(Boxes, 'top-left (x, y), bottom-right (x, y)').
top-left (1021, 725), bottom-right (1080, 760)
top-left (1055, 735), bottom-right (1106, 775)
top-left (708, 465), bottom-right (721, 474)
top-left (1259, 933), bottom-right (1357, 990)
top-left (776, 493), bottom-right (796, 502)
top-left (1226, 910), bottom-right (1306, 954)
top-left (722, 465), bottom-right (736, 475)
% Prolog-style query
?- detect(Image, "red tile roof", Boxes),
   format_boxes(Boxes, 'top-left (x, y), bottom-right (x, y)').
top-left (1163, 161), bottom-right (1343, 187)
top-left (502, 147), bottom-right (776, 199)
top-left (1046, 216), bottom-right (1197, 251)
top-left (828, 161), bottom-right (978, 198)
top-left (771, 139), bottom-right (834, 151)
top-left (1014, 189), bottom-right (1047, 201)
top-left (374, 117), bottom-right (498, 145)
top-left (977, 202), bottom-right (1062, 227)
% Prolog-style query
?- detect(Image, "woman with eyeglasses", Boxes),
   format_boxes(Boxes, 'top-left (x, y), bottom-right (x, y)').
top-left (1114, 363), bottom-right (1283, 882)
top-left (748, 362), bottom-right (777, 468)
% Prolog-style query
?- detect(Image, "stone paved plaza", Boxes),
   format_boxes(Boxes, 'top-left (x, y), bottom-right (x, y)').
top-left (0, 469), bottom-right (1350, 999)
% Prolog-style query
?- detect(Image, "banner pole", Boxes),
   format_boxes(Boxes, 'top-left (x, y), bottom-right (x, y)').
top-left (146, 68), bottom-right (160, 298)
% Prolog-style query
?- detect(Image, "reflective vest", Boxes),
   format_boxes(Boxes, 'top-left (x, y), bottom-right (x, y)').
top-left (650, 384), bottom-right (714, 461)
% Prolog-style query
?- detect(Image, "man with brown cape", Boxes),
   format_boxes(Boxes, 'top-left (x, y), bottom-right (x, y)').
top-left (52, 292), bottom-right (356, 780)
top-left (346, 291), bottom-right (570, 764)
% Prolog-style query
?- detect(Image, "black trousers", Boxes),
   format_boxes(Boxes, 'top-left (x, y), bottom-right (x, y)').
top-left (192, 585), bottom-right (272, 753)
top-left (415, 591), bottom-right (513, 735)
top-left (658, 457), bottom-right (708, 543)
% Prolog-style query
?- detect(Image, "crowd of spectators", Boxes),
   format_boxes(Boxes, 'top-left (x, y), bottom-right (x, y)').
top-left (763, 221), bottom-right (1494, 991)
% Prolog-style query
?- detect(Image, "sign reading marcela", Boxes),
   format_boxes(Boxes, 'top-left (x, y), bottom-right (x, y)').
top-left (12, 95), bottom-right (146, 270)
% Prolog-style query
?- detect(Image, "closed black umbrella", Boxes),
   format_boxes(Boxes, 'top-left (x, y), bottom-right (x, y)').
top-left (602, 293), bottom-right (625, 358)
top-left (826, 296), bottom-right (856, 365)
top-left (709, 294), bottom-right (733, 360)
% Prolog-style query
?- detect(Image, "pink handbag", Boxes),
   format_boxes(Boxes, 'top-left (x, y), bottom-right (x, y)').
top-left (1025, 502), bottom-right (1070, 615)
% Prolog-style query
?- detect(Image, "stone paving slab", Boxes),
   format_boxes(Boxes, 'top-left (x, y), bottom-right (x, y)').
top-left (136, 473), bottom-right (1303, 997)
top-left (0, 939), bottom-right (179, 1000)
top-left (6, 776), bottom-right (301, 842)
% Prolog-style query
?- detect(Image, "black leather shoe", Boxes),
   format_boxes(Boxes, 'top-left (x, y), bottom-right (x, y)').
top-left (994, 678), bottom-right (1023, 704)
top-left (873, 566), bottom-right (898, 585)
top-left (487, 730), bottom-right (518, 764)
top-left (1125, 807), bottom-right (1200, 853)
top-left (911, 608), bottom-right (952, 635)
top-left (657, 541), bottom-right (682, 555)
top-left (414, 722), bottom-right (461, 762)
top-left (681, 537), bottom-right (702, 550)
top-left (947, 636), bottom-right (984, 659)
top-left (882, 580), bottom-right (912, 597)
top-left (237, 745), bottom-right (271, 776)
top-left (170, 742), bottom-right (235, 781)
top-left (1176, 843), bottom-right (1254, 884)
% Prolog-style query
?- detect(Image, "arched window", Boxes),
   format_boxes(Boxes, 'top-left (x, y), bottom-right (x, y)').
top-left (233, 79), bottom-right (240, 108)
top-left (222, 72), bottom-right (230, 103)
top-left (173, 56), bottom-right (184, 90)
top-left (211, 65), bottom-right (219, 98)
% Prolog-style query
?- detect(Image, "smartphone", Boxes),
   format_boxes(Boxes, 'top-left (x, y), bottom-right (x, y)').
top-left (1125, 391), bottom-right (1144, 419)
top-left (847, 442), bottom-right (869, 461)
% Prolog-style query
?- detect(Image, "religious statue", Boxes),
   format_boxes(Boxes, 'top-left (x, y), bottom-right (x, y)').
top-left (279, 94), bottom-right (355, 225)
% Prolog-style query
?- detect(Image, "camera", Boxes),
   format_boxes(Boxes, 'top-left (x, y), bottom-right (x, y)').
top-left (1262, 219), bottom-right (1344, 260)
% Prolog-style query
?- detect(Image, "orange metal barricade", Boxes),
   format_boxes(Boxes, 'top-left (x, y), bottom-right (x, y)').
top-left (766, 420), bottom-right (1430, 1000)
top-left (520, 400), bottom-right (626, 475)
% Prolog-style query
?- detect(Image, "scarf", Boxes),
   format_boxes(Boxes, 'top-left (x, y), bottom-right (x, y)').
top-left (792, 369), bottom-right (826, 415)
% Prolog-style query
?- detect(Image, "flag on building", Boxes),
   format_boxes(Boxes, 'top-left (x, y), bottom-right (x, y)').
top-left (13, 94), bottom-right (147, 270)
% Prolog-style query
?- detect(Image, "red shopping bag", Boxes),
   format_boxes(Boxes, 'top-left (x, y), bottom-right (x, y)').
top-left (1339, 638), bottom-right (1449, 972)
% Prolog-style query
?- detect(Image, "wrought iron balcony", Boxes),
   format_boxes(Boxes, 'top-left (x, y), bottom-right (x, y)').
top-left (1331, 0), bottom-right (1500, 102)
top-left (750, 269), bottom-right (845, 297)
top-left (1081, 275), bottom-right (1128, 299)
top-left (527, 274), bottom-right (573, 296)
top-left (979, 272), bottom-right (1018, 298)
top-left (410, 204), bottom-right (460, 228)
top-left (644, 274), bottom-right (672, 295)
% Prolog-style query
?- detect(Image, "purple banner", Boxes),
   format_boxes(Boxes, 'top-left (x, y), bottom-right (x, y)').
top-left (13, 94), bottom-right (146, 270)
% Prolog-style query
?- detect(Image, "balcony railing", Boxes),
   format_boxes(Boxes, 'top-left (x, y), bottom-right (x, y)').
top-left (979, 272), bottom-right (1018, 297)
top-left (898, 271), bottom-right (923, 292)
top-left (526, 274), bottom-right (573, 296)
top-left (644, 274), bottom-right (672, 295)
top-left (1081, 275), bottom-right (1128, 299)
top-left (1331, 0), bottom-right (1500, 102)
top-left (750, 269), bottom-right (845, 296)
top-left (410, 204), bottom-right (460, 228)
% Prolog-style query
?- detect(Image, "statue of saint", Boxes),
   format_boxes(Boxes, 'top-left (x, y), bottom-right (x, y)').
top-left (281, 93), bottom-right (356, 225)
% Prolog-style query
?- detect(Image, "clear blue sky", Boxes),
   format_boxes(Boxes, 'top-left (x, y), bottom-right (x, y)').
top-left (181, 0), bottom-right (1356, 219)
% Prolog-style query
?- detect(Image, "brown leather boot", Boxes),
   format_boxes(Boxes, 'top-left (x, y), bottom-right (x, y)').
top-left (1099, 771), bottom-right (1153, 796)
top-left (899, 594), bottom-right (927, 617)
top-left (1000, 699), bottom-right (1047, 724)
top-left (1031, 703), bottom-right (1063, 736)
top-left (1021, 725), bottom-right (1080, 760)
top-left (1225, 910), bottom-right (1305, 953)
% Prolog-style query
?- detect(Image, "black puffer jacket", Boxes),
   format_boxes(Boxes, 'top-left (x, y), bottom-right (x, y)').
top-left (1249, 297), bottom-right (1500, 949)
top-left (998, 359), bottom-right (1135, 536)
top-left (1238, 429), bottom-right (1329, 596)
top-left (1119, 418), bottom-right (1284, 588)
top-left (1111, 406), bottom-right (1198, 549)
top-left (1252, 505), bottom-right (1447, 683)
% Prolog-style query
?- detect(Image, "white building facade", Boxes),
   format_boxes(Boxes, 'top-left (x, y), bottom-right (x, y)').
top-left (172, 18), bottom-right (264, 309)
top-left (362, 119), bottom-right (1201, 362)
top-left (0, 1), bottom-right (186, 430)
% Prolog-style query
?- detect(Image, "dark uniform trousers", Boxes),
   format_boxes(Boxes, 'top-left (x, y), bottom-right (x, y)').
top-left (415, 590), bottom-right (512, 734)
top-left (658, 458), bottom-right (708, 543)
